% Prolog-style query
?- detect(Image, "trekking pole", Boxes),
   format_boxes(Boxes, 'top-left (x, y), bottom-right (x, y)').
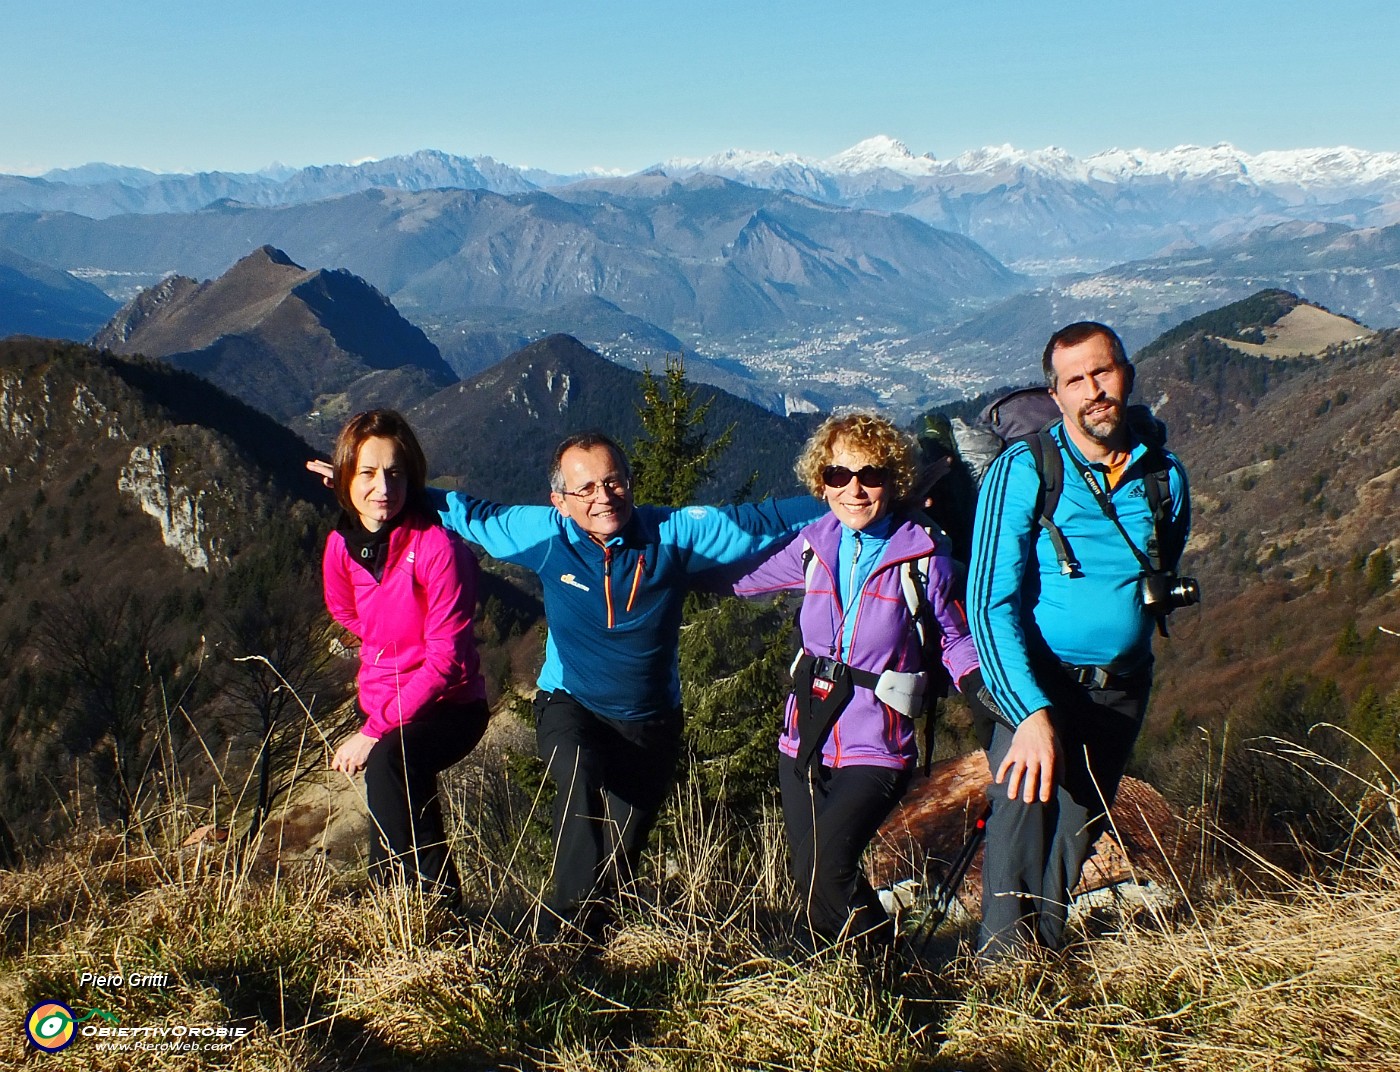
top-left (904, 802), bottom-right (992, 956)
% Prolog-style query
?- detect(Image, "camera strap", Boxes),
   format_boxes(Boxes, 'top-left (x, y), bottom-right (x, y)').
top-left (1073, 457), bottom-right (1177, 637)
top-left (1070, 457), bottom-right (1162, 574)
top-left (791, 654), bottom-right (856, 776)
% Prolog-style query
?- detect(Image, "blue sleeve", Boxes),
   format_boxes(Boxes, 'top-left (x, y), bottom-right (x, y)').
top-left (968, 445), bottom-right (1050, 726)
top-left (661, 494), bottom-right (827, 573)
top-left (427, 487), bottom-right (558, 572)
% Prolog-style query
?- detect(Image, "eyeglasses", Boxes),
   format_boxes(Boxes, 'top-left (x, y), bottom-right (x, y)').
top-left (822, 464), bottom-right (891, 489)
top-left (561, 476), bottom-right (630, 501)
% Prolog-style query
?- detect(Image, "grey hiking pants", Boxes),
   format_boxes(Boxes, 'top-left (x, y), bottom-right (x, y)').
top-left (979, 668), bottom-right (1149, 960)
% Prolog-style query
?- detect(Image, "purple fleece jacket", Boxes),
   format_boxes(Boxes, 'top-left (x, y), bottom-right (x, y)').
top-left (323, 512), bottom-right (487, 739)
top-left (732, 512), bottom-right (979, 770)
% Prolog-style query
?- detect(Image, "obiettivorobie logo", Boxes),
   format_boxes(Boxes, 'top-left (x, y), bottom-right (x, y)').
top-left (25, 1002), bottom-right (118, 1053)
top-left (24, 999), bottom-right (252, 1055)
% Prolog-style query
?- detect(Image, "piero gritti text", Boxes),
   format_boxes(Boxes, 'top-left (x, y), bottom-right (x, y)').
top-left (79, 970), bottom-right (171, 988)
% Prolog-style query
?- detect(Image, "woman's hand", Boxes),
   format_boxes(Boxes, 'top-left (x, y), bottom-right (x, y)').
top-left (306, 459), bottom-right (334, 488)
top-left (330, 731), bottom-right (377, 775)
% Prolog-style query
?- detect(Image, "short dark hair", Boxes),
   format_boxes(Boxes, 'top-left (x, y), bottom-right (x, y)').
top-left (1042, 321), bottom-right (1129, 389)
top-left (549, 432), bottom-right (631, 494)
top-left (331, 409), bottom-right (427, 517)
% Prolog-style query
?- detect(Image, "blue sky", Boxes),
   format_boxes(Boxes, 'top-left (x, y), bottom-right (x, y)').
top-left (5, 0), bottom-right (1397, 175)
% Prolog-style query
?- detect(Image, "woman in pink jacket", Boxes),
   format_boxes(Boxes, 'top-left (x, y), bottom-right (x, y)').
top-left (323, 410), bottom-right (488, 902)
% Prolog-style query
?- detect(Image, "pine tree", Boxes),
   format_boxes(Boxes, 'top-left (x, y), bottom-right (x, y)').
top-left (630, 355), bottom-right (791, 822)
top-left (629, 355), bottom-right (734, 507)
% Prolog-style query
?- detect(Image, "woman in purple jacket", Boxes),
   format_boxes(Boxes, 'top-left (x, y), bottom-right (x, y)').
top-left (732, 412), bottom-right (990, 949)
top-left (323, 410), bottom-right (489, 902)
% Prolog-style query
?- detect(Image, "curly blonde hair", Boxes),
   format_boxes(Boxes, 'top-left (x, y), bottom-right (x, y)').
top-left (795, 412), bottom-right (919, 503)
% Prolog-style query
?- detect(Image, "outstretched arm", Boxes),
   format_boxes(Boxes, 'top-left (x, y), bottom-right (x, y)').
top-left (425, 487), bottom-right (558, 571)
top-left (722, 529), bottom-right (809, 597)
top-left (668, 494), bottom-right (827, 573)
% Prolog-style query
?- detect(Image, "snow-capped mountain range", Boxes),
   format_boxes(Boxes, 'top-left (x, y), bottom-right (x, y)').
top-left (6, 135), bottom-right (1400, 271)
top-left (658, 135), bottom-right (1400, 193)
top-left (6, 133), bottom-right (1400, 419)
top-left (646, 137), bottom-right (1400, 269)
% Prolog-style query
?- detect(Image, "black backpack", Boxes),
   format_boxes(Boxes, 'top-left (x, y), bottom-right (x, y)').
top-left (926, 386), bottom-right (1183, 581)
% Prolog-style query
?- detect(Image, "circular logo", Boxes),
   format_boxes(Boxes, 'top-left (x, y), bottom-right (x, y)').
top-left (26, 1001), bottom-right (76, 1052)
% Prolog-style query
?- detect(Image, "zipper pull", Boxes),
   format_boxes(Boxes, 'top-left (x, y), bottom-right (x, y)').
top-left (848, 532), bottom-right (862, 602)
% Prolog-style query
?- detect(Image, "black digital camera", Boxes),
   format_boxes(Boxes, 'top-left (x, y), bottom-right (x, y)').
top-left (1139, 571), bottom-right (1201, 614)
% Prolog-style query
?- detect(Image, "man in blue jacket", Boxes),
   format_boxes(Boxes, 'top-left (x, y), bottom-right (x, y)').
top-left (433, 432), bottom-right (824, 938)
top-left (969, 322), bottom-right (1191, 960)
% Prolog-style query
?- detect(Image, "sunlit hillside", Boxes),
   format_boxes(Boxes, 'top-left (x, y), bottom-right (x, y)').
top-left (3, 738), bottom-right (1397, 1070)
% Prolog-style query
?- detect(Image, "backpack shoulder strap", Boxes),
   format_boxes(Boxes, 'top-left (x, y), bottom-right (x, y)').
top-left (899, 518), bottom-right (949, 775)
top-left (898, 532), bottom-right (935, 651)
top-left (1026, 430), bottom-right (1078, 576)
top-left (800, 538), bottom-right (818, 591)
top-left (1141, 451), bottom-right (1185, 572)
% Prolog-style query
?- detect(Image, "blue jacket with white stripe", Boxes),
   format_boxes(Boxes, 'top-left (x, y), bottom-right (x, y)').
top-left (968, 421), bottom-right (1190, 726)
top-left (430, 489), bottom-right (824, 721)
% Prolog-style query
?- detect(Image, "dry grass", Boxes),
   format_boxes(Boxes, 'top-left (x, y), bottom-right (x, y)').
top-left (3, 750), bottom-right (1399, 1071)
top-left (940, 860), bottom-right (1400, 1071)
top-left (1211, 304), bottom-right (1375, 359)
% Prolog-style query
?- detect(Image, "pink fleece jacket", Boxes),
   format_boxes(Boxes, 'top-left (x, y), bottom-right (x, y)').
top-left (322, 512), bottom-right (487, 738)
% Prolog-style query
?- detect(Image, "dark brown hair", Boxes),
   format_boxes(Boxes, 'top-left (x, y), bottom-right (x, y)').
top-left (331, 409), bottom-right (427, 517)
top-left (1041, 321), bottom-right (1129, 389)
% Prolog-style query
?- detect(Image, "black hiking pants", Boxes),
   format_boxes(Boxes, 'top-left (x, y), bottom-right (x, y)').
top-left (364, 697), bottom-right (489, 899)
top-left (534, 690), bottom-right (684, 930)
top-left (979, 667), bottom-right (1149, 961)
top-left (779, 753), bottom-right (912, 949)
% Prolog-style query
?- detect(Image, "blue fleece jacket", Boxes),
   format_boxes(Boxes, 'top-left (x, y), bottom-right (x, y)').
top-left (968, 421), bottom-right (1190, 726)
top-left (430, 489), bottom-right (825, 721)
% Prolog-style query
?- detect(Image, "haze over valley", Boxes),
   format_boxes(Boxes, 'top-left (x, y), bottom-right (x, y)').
top-left (3, 137), bottom-right (1398, 416)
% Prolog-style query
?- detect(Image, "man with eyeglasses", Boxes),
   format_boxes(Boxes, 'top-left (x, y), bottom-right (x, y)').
top-left (434, 431), bottom-right (824, 938)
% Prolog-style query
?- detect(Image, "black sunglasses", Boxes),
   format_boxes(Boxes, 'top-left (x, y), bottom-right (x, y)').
top-left (822, 464), bottom-right (891, 489)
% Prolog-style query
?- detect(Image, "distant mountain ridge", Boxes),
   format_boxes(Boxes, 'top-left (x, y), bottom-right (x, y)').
top-left (407, 334), bottom-right (815, 504)
top-left (661, 136), bottom-right (1400, 191)
top-left (2, 150), bottom-right (541, 218)
top-left (0, 245), bottom-right (117, 338)
top-left (0, 180), bottom-right (1021, 356)
top-left (11, 137), bottom-right (1400, 272)
top-left (83, 244), bottom-right (816, 497)
top-left (652, 137), bottom-right (1400, 267)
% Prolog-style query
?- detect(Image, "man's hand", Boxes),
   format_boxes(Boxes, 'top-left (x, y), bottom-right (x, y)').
top-left (330, 731), bottom-right (376, 775)
top-left (306, 459), bottom-right (333, 488)
top-left (995, 708), bottom-right (1058, 803)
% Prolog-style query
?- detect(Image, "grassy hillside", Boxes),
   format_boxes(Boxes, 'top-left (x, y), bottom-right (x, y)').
top-left (1137, 324), bottom-right (1400, 846)
top-left (2, 745), bottom-right (1396, 1070)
